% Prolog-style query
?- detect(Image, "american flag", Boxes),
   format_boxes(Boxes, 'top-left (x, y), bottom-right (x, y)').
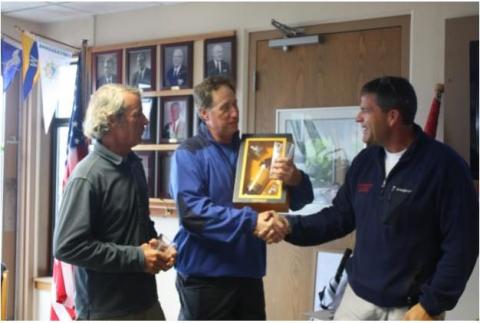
top-left (50, 59), bottom-right (88, 321)
top-left (424, 84), bottom-right (444, 138)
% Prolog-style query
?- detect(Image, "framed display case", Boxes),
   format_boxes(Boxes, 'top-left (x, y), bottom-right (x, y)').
top-left (233, 134), bottom-right (293, 212)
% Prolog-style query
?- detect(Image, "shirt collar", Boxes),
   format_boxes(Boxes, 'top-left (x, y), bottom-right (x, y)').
top-left (93, 140), bottom-right (139, 166)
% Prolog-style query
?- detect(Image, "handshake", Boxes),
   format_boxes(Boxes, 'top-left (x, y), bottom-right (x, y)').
top-left (254, 211), bottom-right (290, 244)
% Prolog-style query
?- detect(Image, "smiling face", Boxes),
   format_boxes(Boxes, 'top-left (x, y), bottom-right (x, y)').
top-left (200, 85), bottom-right (239, 144)
top-left (356, 93), bottom-right (390, 146)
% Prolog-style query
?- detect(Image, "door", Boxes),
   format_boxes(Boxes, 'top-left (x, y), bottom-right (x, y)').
top-left (247, 15), bottom-right (410, 320)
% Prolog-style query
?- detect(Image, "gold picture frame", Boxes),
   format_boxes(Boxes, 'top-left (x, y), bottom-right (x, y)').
top-left (233, 134), bottom-right (293, 212)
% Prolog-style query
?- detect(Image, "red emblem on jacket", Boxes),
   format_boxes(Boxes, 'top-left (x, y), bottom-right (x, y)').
top-left (357, 183), bottom-right (373, 192)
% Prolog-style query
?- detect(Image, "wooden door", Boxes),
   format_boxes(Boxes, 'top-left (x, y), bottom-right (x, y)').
top-left (247, 15), bottom-right (410, 320)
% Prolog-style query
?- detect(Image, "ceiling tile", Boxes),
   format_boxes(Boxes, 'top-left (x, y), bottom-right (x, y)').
top-left (5, 4), bottom-right (91, 23)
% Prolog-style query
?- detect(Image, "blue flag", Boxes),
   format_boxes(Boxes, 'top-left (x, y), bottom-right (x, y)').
top-left (1, 38), bottom-right (22, 92)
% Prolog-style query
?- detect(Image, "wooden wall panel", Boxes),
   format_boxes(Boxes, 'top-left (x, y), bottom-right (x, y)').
top-left (254, 27), bottom-right (402, 133)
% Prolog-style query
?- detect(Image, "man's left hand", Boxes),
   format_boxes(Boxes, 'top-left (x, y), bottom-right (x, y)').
top-left (270, 157), bottom-right (302, 186)
top-left (404, 303), bottom-right (441, 320)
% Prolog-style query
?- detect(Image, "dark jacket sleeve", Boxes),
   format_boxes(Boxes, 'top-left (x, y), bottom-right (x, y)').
top-left (419, 157), bottom-right (479, 315)
top-left (285, 171), bottom-right (355, 246)
top-left (287, 170), bottom-right (314, 211)
top-left (170, 148), bottom-right (258, 244)
top-left (53, 178), bottom-right (145, 273)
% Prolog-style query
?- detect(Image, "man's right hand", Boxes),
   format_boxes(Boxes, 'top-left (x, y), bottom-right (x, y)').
top-left (254, 211), bottom-right (289, 243)
top-left (140, 243), bottom-right (176, 274)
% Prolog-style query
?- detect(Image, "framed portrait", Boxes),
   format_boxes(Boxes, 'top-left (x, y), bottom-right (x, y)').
top-left (157, 151), bottom-right (174, 199)
top-left (276, 107), bottom-right (365, 214)
top-left (141, 98), bottom-right (157, 143)
top-left (137, 151), bottom-right (155, 197)
top-left (92, 49), bottom-right (122, 90)
top-left (127, 46), bottom-right (156, 91)
top-left (159, 96), bottom-right (193, 143)
top-left (204, 36), bottom-right (236, 82)
top-left (161, 41), bottom-right (193, 89)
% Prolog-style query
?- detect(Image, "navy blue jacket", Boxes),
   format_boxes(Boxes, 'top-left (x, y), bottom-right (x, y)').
top-left (170, 123), bottom-right (314, 278)
top-left (286, 125), bottom-right (478, 315)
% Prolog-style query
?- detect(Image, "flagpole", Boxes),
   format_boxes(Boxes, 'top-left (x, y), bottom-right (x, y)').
top-left (80, 39), bottom-right (88, 116)
top-left (14, 25), bottom-right (80, 51)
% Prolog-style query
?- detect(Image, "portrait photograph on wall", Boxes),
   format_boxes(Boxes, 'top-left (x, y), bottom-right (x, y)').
top-left (137, 151), bottom-right (155, 197)
top-left (127, 46), bottom-right (156, 91)
top-left (141, 98), bottom-right (157, 143)
top-left (160, 96), bottom-right (192, 143)
top-left (204, 36), bottom-right (236, 82)
top-left (161, 42), bottom-right (193, 89)
top-left (92, 49), bottom-right (122, 90)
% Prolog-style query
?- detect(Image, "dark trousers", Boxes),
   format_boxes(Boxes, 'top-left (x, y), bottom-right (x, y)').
top-left (176, 273), bottom-right (266, 320)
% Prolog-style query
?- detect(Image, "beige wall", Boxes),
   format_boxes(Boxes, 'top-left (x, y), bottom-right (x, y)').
top-left (3, 2), bottom-right (478, 139)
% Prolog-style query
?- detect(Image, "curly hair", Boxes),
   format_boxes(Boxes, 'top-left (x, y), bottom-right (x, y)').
top-left (84, 84), bottom-right (140, 139)
top-left (193, 75), bottom-right (235, 113)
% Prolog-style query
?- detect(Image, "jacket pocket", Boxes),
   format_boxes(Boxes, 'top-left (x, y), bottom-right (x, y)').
top-left (381, 185), bottom-right (413, 225)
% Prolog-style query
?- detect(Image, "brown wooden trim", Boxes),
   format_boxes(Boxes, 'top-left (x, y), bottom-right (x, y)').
top-left (142, 88), bottom-right (193, 97)
top-left (149, 198), bottom-right (177, 217)
top-left (247, 15), bottom-right (411, 132)
top-left (133, 144), bottom-right (179, 151)
top-left (91, 30), bottom-right (236, 53)
top-left (33, 277), bottom-right (52, 291)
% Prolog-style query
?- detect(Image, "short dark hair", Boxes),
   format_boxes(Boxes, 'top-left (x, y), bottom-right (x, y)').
top-left (193, 75), bottom-right (235, 112)
top-left (360, 76), bottom-right (417, 125)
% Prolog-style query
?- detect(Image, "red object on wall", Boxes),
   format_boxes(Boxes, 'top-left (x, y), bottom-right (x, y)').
top-left (424, 83), bottom-right (445, 138)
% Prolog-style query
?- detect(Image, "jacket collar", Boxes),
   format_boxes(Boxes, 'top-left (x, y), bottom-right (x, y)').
top-left (198, 121), bottom-right (240, 149)
top-left (375, 123), bottom-right (429, 162)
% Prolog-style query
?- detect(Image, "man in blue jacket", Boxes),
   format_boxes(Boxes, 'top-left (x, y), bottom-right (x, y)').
top-left (170, 75), bottom-right (314, 320)
top-left (282, 76), bottom-right (479, 320)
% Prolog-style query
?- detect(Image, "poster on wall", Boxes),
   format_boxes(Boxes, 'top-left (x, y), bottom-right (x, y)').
top-left (276, 106), bottom-right (364, 214)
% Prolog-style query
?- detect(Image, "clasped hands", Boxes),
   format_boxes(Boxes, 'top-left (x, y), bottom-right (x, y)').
top-left (254, 211), bottom-right (290, 244)
top-left (141, 238), bottom-right (177, 274)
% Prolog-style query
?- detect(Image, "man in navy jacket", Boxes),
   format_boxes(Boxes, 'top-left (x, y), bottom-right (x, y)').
top-left (283, 76), bottom-right (478, 320)
top-left (170, 75), bottom-right (314, 320)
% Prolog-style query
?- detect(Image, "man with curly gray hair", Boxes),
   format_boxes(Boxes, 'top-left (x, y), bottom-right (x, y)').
top-left (54, 84), bottom-right (176, 320)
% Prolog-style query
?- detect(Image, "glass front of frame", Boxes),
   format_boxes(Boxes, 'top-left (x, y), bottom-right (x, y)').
top-left (238, 137), bottom-right (288, 199)
top-left (276, 107), bottom-right (364, 214)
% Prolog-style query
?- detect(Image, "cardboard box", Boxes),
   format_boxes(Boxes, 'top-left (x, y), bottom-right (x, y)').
top-left (233, 134), bottom-right (293, 212)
